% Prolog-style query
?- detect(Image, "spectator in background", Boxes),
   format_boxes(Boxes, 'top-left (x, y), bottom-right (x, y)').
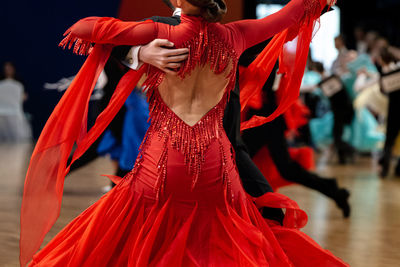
top-left (388, 45), bottom-right (400, 61)
top-left (363, 31), bottom-right (400, 64)
top-left (0, 62), bottom-right (31, 142)
top-left (313, 62), bottom-right (355, 164)
top-left (331, 35), bottom-right (349, 75)
top-left (370, 37), bottom-right (389, 64)
top-left (377, 48), bottom-right (400, 177)
top-left (354, 26), bottom-right (367, 54)
top-left (365, 31), bottom-right (379, 54)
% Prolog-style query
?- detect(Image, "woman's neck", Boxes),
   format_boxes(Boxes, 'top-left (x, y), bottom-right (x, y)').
top-left (180, 2), bottom-right (201, 16)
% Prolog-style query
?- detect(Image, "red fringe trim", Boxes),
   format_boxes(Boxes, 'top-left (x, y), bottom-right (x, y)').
top-left (303, 0), bottom-right (323, 25)
top-left (151, 90), bottom-right (228, 193)
top-left (59, 30), bottom-right (93, 56)
top-left (131, 89), bottom-right (229, 199)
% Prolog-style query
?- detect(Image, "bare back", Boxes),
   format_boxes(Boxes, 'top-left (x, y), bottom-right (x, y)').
top-left (158, 62), bottom-right (233, 126)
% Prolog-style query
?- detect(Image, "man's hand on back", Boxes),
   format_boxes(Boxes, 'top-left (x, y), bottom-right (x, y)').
top-left (139, 39), bottom-right (189, 74)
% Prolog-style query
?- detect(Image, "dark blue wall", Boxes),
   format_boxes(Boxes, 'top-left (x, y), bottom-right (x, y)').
top-left (1, 0), bottom-right (120, 138)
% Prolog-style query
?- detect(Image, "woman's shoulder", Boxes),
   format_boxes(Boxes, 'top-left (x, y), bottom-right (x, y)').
top-left (0, 79), bottom-right (24, 94)
top-left (206, 22), bottom-right (243, 54)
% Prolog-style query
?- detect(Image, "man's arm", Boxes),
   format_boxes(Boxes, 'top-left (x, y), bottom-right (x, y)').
top-left (111, 14), bottom-right (188, 74)
top-left (111, 40), bottom-right (189, 74)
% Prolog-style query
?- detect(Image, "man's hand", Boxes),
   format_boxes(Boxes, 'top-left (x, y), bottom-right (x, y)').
top-left (139, 39), bottom-right (189, 74)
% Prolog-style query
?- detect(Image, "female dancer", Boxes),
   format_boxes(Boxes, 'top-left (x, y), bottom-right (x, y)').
top-left (20, 0), bottom-right (348, 266)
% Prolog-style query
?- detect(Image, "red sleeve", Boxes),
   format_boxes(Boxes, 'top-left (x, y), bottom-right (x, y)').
top-left (62, 17), bottom-right (158, 47)
top-left (226, 0), bottom-right (323, 54)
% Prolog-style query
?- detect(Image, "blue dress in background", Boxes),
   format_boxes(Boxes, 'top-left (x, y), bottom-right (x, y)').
top-left (97, 90), bottom-right (150, 170)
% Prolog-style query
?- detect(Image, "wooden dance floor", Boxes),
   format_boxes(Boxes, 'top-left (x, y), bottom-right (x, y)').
top-left (1, 143), bottom-right (399, 266)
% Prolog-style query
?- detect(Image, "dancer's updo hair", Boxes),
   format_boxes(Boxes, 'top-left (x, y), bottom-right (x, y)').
top-left (186, 0), bottom-right (227, 22)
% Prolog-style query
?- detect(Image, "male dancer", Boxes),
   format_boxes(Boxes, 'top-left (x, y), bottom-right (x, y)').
top-left (241, 60), bottom-right (351, 218)
top-left (377, 47), bottom-right (400, 177)
top-left (329, 36), bottom-right (356, 163)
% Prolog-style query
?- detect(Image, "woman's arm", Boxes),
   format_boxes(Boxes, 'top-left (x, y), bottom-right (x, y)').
top-left (62, 17), bottom-right (158, 47)
top-left (226, 0), bottom-right (328, 53)
top-left (353, 70), bottom-right (380, 92)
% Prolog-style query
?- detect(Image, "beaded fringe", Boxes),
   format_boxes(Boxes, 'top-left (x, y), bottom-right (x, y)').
top-left (59, 30), bottom-right (93, 56)
top-left (131, 86), bottom-right (230, 199)
top-left (152, 89), bottom-right (227, 191)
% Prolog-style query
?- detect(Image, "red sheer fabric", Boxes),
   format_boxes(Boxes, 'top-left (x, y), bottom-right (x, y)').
top-left (284, 99), bottom-right (310, 136)
top-left (20, 17), bottom-right (159, 265)
top-left (240, 0), bottom-right (329, 130)
top-left (21, 1), bottom-right (336, 265)
top-left (20, 48), bottom-right (147, 267)
top-left (20, 44), bottom-right (112, 267)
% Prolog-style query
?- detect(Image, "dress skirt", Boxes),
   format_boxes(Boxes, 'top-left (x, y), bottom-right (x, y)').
top-left (30, 130), bottom-right (348, 266)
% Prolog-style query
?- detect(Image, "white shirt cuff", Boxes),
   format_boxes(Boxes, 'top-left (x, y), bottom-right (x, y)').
top-left (122, 46), bottom-right (143, 70)
top-left (173, 8), bottom-right (182, 16)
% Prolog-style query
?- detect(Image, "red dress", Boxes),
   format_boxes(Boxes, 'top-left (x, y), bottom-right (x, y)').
top-left (21, 0), bottom-right (348, 266)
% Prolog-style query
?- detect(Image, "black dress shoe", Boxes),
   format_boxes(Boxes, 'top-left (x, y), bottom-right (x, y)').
top-left (395, 161), bottom-right (400, 177)
top-left (262, 207), bottom-right (285, 225)
top-left (320, 178), bottom-right (351, 218)
top-left (333, 188), bottom-right (351, 218)
top-left (378, 155), bottom-right (390, 178)
top-left (338, 149), bottom-right (347, 165)
top-left (337, 145), bottom-right (355, 165)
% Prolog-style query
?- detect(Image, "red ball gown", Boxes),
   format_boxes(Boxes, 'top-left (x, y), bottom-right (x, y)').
top-left (20, 0), bottom-right (348, 266)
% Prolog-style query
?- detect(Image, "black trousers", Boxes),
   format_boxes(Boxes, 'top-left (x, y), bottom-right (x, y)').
top-left (330, 90), bottom-right (354, 154)
top-left (383, 91), bottom-right (400, 165)
top-left (235, 146), bottom-right (273, 197)
top-left (243, 117), bottom-right (336, 198)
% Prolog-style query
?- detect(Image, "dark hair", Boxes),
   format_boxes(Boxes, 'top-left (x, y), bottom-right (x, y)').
top-left (1, 61), bottom-right (24, 83)
top-left (162, 0), bottom-right (175, 10)
top-left (186, 0), bottom-right (227, 22)
top-left (379, 47), bottom-right (396, 65)
top-left (334, 34), bottom-right (347, 45)
top-left (1, 61), bottom-right (15, 79)
top-left (311, 61), bottom-right (325, 74)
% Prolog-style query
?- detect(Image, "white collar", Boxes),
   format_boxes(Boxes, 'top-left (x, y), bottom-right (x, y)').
top-left (173, 8), bottom-right (182, 16)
